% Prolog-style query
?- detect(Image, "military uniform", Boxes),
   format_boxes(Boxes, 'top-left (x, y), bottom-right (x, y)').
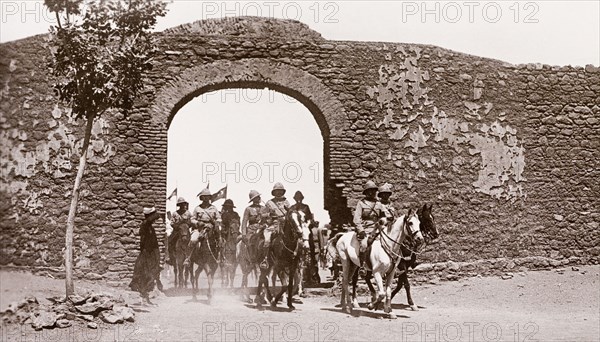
top-left (262, 197), bottom-right (290, 232)
top-left (260, 183), bottom-right (290, 246)
top-left (221, 202), bottom-right (241, 240)
top-left (354, 198), bottom-right (386, 233)
top-left (241, 203), bottom-right (263, 238)
top-left (185, 189), bottom-right (222, 263)
top-left (190, 203), bottom-right (222, 240)
top-left (377, 183), bottom-right (396, 223)
top-left (171, 208), bottom-right (192, 238)
top-left (354, 181), bottom-right (386, 253)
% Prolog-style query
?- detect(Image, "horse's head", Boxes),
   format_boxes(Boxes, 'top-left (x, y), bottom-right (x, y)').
top-left (403, 208), bottom-right (424, 247)
top-left (288, 209), bottom-right (311, 250)
top-left (418, 203), bottom-right (439, 242)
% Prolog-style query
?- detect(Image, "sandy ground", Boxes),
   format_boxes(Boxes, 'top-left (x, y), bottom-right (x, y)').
top-left (1, 265), bottom-right (598, 342)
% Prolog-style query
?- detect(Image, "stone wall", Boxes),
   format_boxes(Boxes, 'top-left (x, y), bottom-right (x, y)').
top-left (1, 17), bottom-right (598, 285)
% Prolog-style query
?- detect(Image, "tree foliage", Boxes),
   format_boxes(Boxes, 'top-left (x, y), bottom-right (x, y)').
top-left (46, 0), bottom-right (167, 120)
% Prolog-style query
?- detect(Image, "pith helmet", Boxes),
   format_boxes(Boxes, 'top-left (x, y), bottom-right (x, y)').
top-left (222, 199), bottom-right (235, 208)
top-left (363, 180), bottom-right (378, 194)
top-left (293, 191), bottom-right (304, 201)
top-left (248, 190), bottom-right (261, 202)
top-left (176, 197), bottom-right (188, 205)
top-left (378, 183), bottom-right (393, 194)
top-left (198, 188), bottom-right (211, 198)
top-left (271, 182), bottom-right (286, 196)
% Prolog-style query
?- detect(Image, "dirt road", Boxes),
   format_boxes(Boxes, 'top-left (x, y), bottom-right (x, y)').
top-left (1, 265), bottom-right (598, 341)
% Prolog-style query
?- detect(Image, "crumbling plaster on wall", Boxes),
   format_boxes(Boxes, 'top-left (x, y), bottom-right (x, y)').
top-left (0, 59), bottom-right (116, 216)
top-left (366, 47), bottom-right (526, 200)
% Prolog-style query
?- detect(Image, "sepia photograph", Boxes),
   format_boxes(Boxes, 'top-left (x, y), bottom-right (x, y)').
top-left (0, 0), bottom-right (598, 341)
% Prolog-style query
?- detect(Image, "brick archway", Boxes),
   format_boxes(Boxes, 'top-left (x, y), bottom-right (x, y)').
top-left (148, 58), bottom-right (348, 137)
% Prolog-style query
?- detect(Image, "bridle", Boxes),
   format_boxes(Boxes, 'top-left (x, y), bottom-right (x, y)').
top-left (279, 209), bottom-right (309, 257)
top-left (378, 213), bottom-right (421, 263)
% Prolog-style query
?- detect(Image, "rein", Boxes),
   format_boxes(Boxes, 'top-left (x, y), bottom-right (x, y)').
top-left (279, 211), bottom-right (308, 257)
top-left (377, 220), bottom-right (407, 264)
top-left (200, 228), bottom-right (220, 263)
top-left (378, 214), bottom-right (421, 263)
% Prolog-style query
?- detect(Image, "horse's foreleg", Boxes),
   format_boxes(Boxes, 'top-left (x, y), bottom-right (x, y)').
top-left (256, 267), bottom-right (272, 308)
top-left (219, 261), bottom-right (226, 288)
top-left (383, 269), bottom-right (397, 315)
top-left (402, 272), bottom-right (417, 311)
top-left (364, 270), bottom-right (377, 304)
top-left (172, 261), bottom-right (178, 288)
top-left (192, 264), bottom-right (200, 299)
top-left (391, 264), bottom-right (407, 300)
top-left (296, 263), bottom-right (305, 298)
top-left (271, 267), bottom-right (286, 306)
top-left (287, 266), bottom-right (296, 310)
top-left (368, 271), bottom-right (385, 311)
top-left (207, 263), bottom-right (216, 304)
top-left (341, 259), bottom-right (356, 314)
top-left (270, 268), bottom-right (277, 288)
top-left (350, 266), bottom-right (360, 309)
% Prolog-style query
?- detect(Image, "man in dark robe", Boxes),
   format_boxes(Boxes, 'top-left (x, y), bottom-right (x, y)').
top-left (129, 207), bottom-right (163, 305)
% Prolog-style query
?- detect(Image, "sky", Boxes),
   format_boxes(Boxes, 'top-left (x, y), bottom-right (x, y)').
top-left (1, 1), bottom-right (599, 223)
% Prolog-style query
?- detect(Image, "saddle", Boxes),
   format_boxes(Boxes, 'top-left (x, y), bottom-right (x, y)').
top-left (359, 233), bottom-right (378, 269)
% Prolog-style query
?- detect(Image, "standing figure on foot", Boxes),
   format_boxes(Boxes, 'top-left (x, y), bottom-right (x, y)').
top-left (129, 207), bottom-right (164, 305)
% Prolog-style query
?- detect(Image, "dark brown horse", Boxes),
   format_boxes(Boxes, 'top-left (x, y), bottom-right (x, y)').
top-left (255, 207), bottom-right (311, 310)
top-left (190, 226), bottom-right (220, 304)
top-left (389, 203), bottom-right (438, 309)
top-left (166, 213), bottom-right (192, 289)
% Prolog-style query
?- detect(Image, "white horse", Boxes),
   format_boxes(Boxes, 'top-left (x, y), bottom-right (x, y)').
top-left (335, 209), bottom-right (423, 317)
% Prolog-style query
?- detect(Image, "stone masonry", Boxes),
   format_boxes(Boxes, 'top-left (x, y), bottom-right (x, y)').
top-left (0, 17), bottom-right (598, 285)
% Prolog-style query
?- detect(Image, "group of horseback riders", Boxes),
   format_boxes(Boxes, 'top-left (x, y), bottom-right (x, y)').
top-left (166, 178), bottom-right (406, 273)
top-left (166, 182), bottom-right (317, 271)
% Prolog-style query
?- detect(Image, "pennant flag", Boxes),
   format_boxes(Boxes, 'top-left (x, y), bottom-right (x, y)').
top-left (211, 185), bottom-right (227, 203)
top-left (167, 187), bottom-right (177, 200)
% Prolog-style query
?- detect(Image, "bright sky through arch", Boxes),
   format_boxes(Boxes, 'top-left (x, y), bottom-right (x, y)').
top-left (167, 88), bottom-right (327, 223)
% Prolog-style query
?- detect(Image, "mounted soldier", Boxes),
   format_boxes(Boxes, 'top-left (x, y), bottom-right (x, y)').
top-left (377, 183), bottom-right (396, 222)
top-left (220, 199), bottom-right (240, 287)
top-left (171, 197), bottom-right (192, 246)
top-left (185, 188), bottom-right (222, 266)
top-left (170, 197), bottom-right (192, 287)
top-left (261, 182), bottom-right (290, 248)
top-left (221, 199), bottom-right (240, 242)
top-left (354, 180), bottom-right (387, 261)
top-left (237, 190), bottom-right (266, 301)
top-left (240, 190), bottom-right (264, 243)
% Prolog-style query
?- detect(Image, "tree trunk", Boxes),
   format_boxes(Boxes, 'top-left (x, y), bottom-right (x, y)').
top-left (65, 117), bottom-right (95, 296)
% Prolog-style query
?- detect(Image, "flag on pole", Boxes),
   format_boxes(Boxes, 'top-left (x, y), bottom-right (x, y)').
top-left (211, 185), bottom-right (227, 203)
top-left (167, 187), bottom-right (177, 200)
